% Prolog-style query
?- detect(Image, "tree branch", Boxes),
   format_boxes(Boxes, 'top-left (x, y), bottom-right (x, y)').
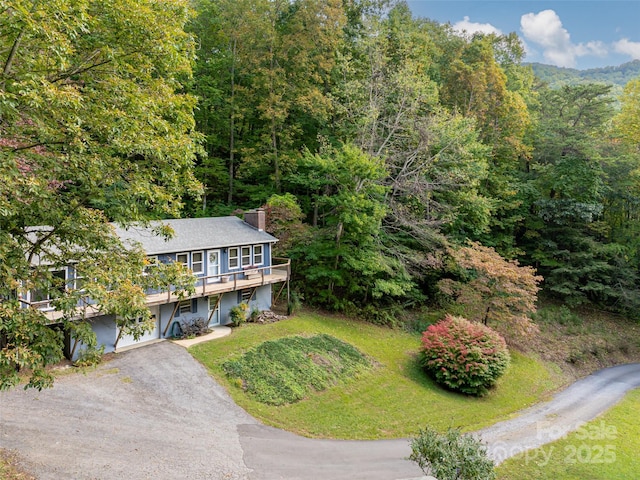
top-left (3, 0), bottom-right (41, 76)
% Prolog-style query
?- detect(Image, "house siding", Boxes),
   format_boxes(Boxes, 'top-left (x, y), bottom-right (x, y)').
top-left (46, 216), bottom-right (286, 360)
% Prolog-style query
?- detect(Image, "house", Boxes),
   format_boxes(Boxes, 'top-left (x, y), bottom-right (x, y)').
top-left (22, 210), bottom-right (290, 358)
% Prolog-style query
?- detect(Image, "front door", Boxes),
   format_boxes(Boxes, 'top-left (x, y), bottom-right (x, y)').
top-left (207, 250), bottom-right (220, 284)
top-left (208, 295), bottom-right (221, 326)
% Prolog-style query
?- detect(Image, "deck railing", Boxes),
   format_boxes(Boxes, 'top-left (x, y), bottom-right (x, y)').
top-left (151, 258), bottom-right (291, 304)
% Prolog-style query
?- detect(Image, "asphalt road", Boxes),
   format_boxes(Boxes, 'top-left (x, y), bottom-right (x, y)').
top-left (1, 341), bottom-right (639, 479)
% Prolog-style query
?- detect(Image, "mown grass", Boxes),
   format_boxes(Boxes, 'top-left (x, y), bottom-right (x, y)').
top-left (496, 388), bottom-right (640, 479)
top-left (222, 334), bottom-right (372, 405)
top-left (190, 311), bottom-right (565, 439)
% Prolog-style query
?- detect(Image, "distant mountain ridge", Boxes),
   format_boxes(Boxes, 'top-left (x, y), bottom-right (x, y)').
top-left (526, 60), bottom-right (640, 92)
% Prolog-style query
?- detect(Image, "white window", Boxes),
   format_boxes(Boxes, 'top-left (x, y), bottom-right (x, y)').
top-left (253, 245), bottom-right (263, 265)
top-left (191, 251), bottom-right (204, 274)
top-left (179, 299), bottom-right (191, 314)
top-left (144, 256), bottom-right (159, 275)
top-left (30, 269), bottom-right (66, 310)
top-left (241, 246), bottom-right (251, 267)
top-left (74, 274), bottom-right (86, 292)
top-left (229, 247), bottom-right (239, 269)
top-left (176, 253), bottom-right (189, 268)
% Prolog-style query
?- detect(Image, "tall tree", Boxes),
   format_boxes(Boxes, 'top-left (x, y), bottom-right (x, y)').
top-left (615, 77), bottom-right (640, 150)
top-left (439, 32), bottom-right (534, 251)
top-left (189, 0), bottom-right (345, 207)
top-left (331, 5), bottom-right (493, 285)
top-left (521, 84), bottom-right (639, 312)
top-left (289, 143), bottom-right (416, 310)
top-left (0, 0), bottom-right (202, 389)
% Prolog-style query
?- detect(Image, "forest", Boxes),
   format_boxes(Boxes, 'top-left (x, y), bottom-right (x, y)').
top-left (183, 0), bottom-right (640, 323)
top-left (1, 0), bottom-right (639, 387)
top-left (529, 60), bottom-right (640, 93)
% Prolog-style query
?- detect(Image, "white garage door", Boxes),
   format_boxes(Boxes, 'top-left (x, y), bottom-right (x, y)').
top-left (117, 307), bottom-right (160, 349)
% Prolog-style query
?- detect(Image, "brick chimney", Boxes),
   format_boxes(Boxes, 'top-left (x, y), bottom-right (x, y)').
top-left (244, 209), bottom-right (265, 231)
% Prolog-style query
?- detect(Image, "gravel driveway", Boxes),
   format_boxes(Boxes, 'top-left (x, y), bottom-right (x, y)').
top-left (2, 341), bottom-right (639, 479)
top-left (0, 342), bottom-right (255, 480)
top-left (0, 342), bottom-right (424, 480)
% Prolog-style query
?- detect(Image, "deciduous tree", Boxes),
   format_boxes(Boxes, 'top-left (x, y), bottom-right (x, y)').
top-left (0, 0), bottom-right (201, 389)
top-left (438, 242), bottom-right (542, 342)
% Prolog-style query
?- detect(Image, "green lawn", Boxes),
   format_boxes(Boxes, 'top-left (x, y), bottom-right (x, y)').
top-left (190, 311), bottom-right (565, 439)
top-left (496, 388), bottom-right (640, 479)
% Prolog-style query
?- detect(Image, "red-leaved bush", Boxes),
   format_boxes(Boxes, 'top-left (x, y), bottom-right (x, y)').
top-left (420, 315), bottom-right (510, 396)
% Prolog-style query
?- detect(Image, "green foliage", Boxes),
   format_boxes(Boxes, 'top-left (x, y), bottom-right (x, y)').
top-left (192, 312), bottom-right (564, 439)
top-left (264, 193), bottom-right (309, 256)
top-left (0, 0), bottom-right (202, 389)
top-left (533, 305), bottom-right (582, 327)
top-left (222, 333), bottom-right (371, 405)
top-left (290, 143), bottom-right (417, 310)
top-left (518, 83), bottom-right (640, 316)
top-left (229, 302), bottom-right (249, 327)
top-left (615, 77), bottom-right (640, 147)
top-left (66, 320), bottom-right (104, 367)
top-left (287, 291), bottom-right (302, 316)
top-left (74, 344), bottom-right (105, 368)
top-left (529, 60), bottom-right (640, 90)
top-left (420, 315), bottom-right (511, 396)
top-left (409, 426), bottom-right (496, 480)
top-left (0, 305), bottom-right (64, 390)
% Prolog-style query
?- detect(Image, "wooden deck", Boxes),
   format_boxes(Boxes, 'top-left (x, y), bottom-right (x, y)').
top-left (145, 264), bottom-right (290, 306)
top-left (42, 260), bottom-right (290, 322)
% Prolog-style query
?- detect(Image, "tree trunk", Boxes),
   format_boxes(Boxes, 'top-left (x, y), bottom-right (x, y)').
top-left (228, 37), bottom-right (237, 205)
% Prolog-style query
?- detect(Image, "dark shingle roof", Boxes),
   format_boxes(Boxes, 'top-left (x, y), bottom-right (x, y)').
top-left (113, 217), bottom-right (277, 255)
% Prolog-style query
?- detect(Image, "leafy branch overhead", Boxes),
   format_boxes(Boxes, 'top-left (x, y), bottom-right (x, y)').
top-left (0, 0), bottom-right (202, 390)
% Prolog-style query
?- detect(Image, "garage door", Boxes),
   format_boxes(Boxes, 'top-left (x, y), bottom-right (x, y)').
top-left (117, 307), bottom-right (160, 349)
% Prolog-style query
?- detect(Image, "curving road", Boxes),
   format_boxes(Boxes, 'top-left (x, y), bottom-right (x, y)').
top-left (1, 341), bottom-right (639, 479)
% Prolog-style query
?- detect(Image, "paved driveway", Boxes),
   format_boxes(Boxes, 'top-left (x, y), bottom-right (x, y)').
top-left (0, 342), bottom-right (424, 480)
top-left (3, 341), bottom-right (639, 479)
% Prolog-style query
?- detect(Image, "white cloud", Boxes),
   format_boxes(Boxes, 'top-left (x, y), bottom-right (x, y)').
top-left (613, 39), bottom-right (640, 59)
top-left (452, 16), bottom-right (502, 36)
top-left (520, 10), bottom-right (609, 68)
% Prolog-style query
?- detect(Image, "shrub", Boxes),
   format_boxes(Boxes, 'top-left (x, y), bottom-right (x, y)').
top-left (409, 426), bottom-right (496, 480)
top-left (179, 317), bottom-right (210, 338)
top-left (533, 305), bottom-right (582, 326)
top-left (420, 315), bottom-right (510, 396)
top-left (74, 344), bottom-right (105, 368)
top-left (229, 302), bottom-right (249, 327)
top-left (438, 242), bottom-right (542, 342)
top-left (287, 291), bottom-right (302, 315)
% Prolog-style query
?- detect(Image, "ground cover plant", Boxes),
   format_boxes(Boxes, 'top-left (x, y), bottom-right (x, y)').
top-left (496, 388), bottom-right (640, 479)
top-left (222, 334), bottom-right (371, 405)
top-left (420, 315), bottom-right (510, 396)
top-left (190, 311), bottom-right (564, 439)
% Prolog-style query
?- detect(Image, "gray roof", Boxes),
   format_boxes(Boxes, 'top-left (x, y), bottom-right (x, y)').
top-left (113, 217), bottom-right (277, 255)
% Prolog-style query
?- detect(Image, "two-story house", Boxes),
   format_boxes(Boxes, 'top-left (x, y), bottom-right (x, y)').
top-left (23, 210), bottom-right (290, 358)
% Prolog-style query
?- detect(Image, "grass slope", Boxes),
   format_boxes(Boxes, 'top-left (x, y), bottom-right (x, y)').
top-left (496, 388), bottom-right (640, 479)
top-left (222, 334), bottom-right (372, 405)
top-left (190, 311), bottom-right (565, 439)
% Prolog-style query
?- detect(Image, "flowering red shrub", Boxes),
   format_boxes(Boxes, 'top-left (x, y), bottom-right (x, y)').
top-left (420, 315), bottom-right (510, 396)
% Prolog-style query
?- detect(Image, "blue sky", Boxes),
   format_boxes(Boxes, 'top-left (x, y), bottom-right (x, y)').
top-left (406, 1), bottom-right (640, 69)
